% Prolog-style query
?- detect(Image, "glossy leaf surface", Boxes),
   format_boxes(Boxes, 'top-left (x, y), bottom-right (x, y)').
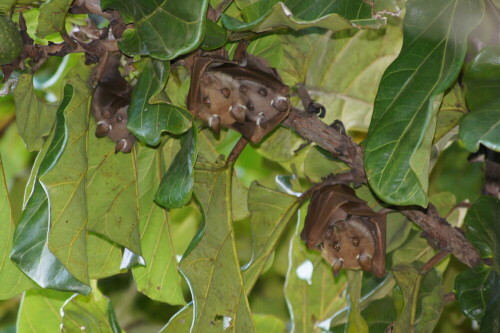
top-left (101, 0), bottom-right (209, 60)
top-left (364, 0), bottom-right (484, 206)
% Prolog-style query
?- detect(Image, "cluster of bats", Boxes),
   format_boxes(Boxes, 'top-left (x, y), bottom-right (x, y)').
top-left (91, 50), bottom-right (387, 277)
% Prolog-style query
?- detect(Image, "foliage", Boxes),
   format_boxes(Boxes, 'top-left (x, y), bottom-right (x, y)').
top-left (0, 0), bottom-right (498, 332)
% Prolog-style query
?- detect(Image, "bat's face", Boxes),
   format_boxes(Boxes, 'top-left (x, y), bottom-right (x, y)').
top-left (320, 217), bottom-right (377, 276)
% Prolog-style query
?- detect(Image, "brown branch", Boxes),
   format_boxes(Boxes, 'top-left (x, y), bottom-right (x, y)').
top-left (282, 107), bottom-right (482, 269)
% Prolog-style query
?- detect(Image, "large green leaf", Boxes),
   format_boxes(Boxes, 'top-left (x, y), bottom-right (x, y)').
top-left (0, 156), bottom-right (36, 299)
top-left (392, 264), bottom-right (444, 333)
top-left (222, 0), bottom-right (385, 33)
top-left (86, 128), bottom-right (141, 256)
top-left (35, 0), bottom-right (72, 38)
top-left (17, 289), bottom-right (73, 333)
top-left (128, 58), bottom-right (192, 146)
top-left (455, 196), bottom-right (500, 333)
top-left (13, 74), bottom-right (58, 151)
top-left (10, 85), bottom-right (91, 294)
top-left (254, 314), bottom-right (286, 333)
top-left (178, 162), bottom-right (255, 332)
top-left (460, 45), bottom-right (500, 152)
top-left (131, 144), bottom-right (185, 305)
top-left (40, 71), bottom-right (92, 285)
top-left (101, 0), bottom-right (209, 60)
top-left (364, 0), bottom-right (484, 206)
top-left (155, 126), bottom-right (197, 209)
top-left (281, 19), bottom-right (402, 131)
top-left (60, 283), bottom-right (122, 333)
top-left (284, 206), bottom-right (347, 333)
top-left (243, 182), bottom-right (298, 290)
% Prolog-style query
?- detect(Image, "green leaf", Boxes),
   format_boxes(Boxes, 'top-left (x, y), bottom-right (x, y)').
top-left (285, 206), bottom-right (347, 332)
top-left (60, 283), bottom-right (122, 333)
top-left (40, 72), bottom-right (92, 285)
top-left (460, 45), bottom-right (500, 152)
top-left (160, 303), bottom-right (194, 333)
top-left (13, 74), bottom-right (58, 151)
top-left (178, 162), bottom-right (255, 332)
top-left (434, 83), bottom-right (466, 142)
top-left (345, 270), bottom-right (368, 333)
top-left (10, 85), bottom-right (91, 294)
top-left (364, 0), bottom-right (484, 206)
top-left (243, 182), bottom-right (298, 291)
top-left (101, 0), bottom-right (209, 60)
top-left (35, 0), bottom-right (72, 38)
top-left (87, 232), bottom-right (123, 279)
top-left (222, 0), bottom-right (385, 33)
top-left (455, 196), bottom-right (500, 332)
top-left (254, 314), bottom-right (286, 333)
top-left (0, 156), bottom-right (36, 299)
top-left (201, 20), bottom-right (227, 51)
top-left (132, 144), bottom-right (185, 305)
top-left (155, 127), bottom-right (197, 209)
top-left (128, 58), bottom-right (192, 146)
top-left (392, 264), bottom-right (444, 333)
top-left (86, 127), bottom-right (141, 255)
top-left (281, 19), bottom-right (402, 132)
top-left (463, 196), bottom-right (499, 263)
top-left (17, 289), bottom-right (73, 333)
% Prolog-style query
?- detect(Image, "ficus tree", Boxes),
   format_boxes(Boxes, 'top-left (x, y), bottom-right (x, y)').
top-left (0, 0), bottom-right (498, 332)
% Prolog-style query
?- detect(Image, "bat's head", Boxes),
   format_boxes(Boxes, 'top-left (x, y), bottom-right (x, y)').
top-left (320, 216), bottom-right (377, 276)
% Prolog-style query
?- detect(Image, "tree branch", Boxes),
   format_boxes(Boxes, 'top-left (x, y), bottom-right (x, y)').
top-left (282, 107), bottom-right (482, 268)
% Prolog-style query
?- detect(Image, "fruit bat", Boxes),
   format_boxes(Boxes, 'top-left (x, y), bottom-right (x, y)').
top-left (91, 52), bottom-right (135, 153)
top-left (187, 49), bottom-right (290, 143)
top-left (301, 184), bottom-right (386, 278)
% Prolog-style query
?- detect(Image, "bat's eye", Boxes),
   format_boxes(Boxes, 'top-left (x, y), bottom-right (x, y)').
top-left (352, 237), bottom-right (360, 247)
top-left (220, 88), bottom-right (230, 98)
top-left (333, 241), bottom-right (341, 251)
top-left (258, 88), bottom-right (267, 97)
top-left (203, 96), bottom-right (211, 107)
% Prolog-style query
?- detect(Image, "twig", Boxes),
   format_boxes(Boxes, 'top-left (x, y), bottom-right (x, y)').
top-left (419, 250), bottom-right (450, 275)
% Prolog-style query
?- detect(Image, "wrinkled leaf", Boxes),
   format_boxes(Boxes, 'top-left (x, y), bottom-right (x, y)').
top-left (61, 284), bottom-right (122, 333)
top-left (455, 196), bottom-right (500, 332)
top-left (392, 264), bottom-right (444, 333)
top-left (86, 125), bottom-right (141, 256)
top-left (132, 144), bottom-right (185, 305)
top-left (10, 85), bottom-right (91, 294)
top-left (364, 0), bottom-right (484, 206)
top-left (222, 0), bottom-right (385, 33)
top-left (178, 162), bottom-right (255, 332)
top-left (243, 182), bottom-right (298, 290)
top-left (460, 45), bottom-right (500, 152)
top-left (128, 58), bottom-right (192, 146)
top-left (36, 0), bottom-right (72, 38)
top-left (17, 289), bottom-right (73, 333)
top-left (40, 71), bottom-right (92, 285)
top-left (155, 126), bottom-right (197, 209)
top-left (101, 0), bottom-right (209, 60)
top-left (0, 155), bottom-right (36, 299)
top-left (285, 206), bottom-right (347, 333)
top-left (14, 74), bottom-right (58, 151)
